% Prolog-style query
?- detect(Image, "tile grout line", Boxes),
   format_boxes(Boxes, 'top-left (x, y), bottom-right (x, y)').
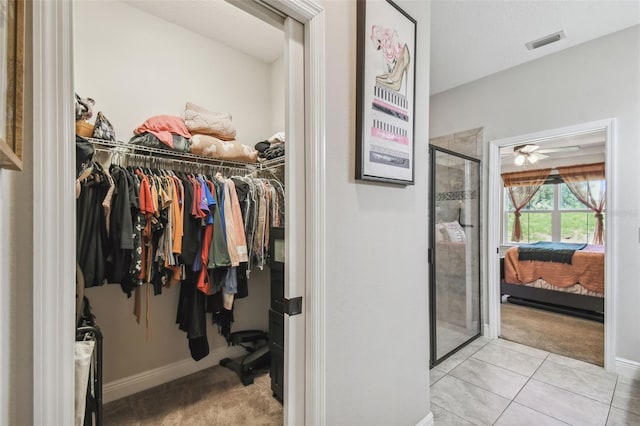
top-left (434, 376), bottom-right (508, 426)
top-left (448, 357), bottom-right (529, 400)
top-left (439, 358), bottom-right (524, 425)
top-left (441, 339), bottom-right (544, 394)
top-left (490, 338), bottom-right (550, 359)
top-left (470, 356), bottom-right (537, 377)
top-left (430, 371), bottom-right (446, 387)
top-left (504, 353), bottom-right (583, 425)
top-left (492, 352), bottom-right (551, 426)
top-left (531, 367), bottom-right (618, 406)
top-left (605, 401), bottom-right (613, 425)
top-left (514, 356), bottom-right (613, 425)
top-left (446, 373), bottom-right (514, 404)
top-left (501, 339), bottom-right (618, 407)
top-left (523, 373), bottom-right (613, 406)
top-left (431, 401), bottom-right (476, 426)
top-left (544, 354), bottom-right (610, 377)
top-left (472, 343), bottom-right (547, 377)
top-left (434, 340), bottom-right (511, 425)
top-left (609, 374), bottom-right (619, 406)
top-left (463, 356), bottom-right (530, 379)
top-left (433, 338), bottom-right (492, 374)
top-left (609, 377), bottom-right (640, 418)
top-left (492, 400), bottom-right (514, 425)
top-left (492, 337), bottom-right (547, 353)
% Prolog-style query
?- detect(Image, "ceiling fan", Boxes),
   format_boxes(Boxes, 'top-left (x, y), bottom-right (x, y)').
top-left (511, 143), bottom-right (580, 166)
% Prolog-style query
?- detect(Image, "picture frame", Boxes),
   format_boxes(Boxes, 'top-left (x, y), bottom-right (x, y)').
top-left (0, 0), bottom-right (25, 171)
top-left (356, 0), bottom-right (416, 185)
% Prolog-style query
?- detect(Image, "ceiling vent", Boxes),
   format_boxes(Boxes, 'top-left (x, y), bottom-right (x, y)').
top-left (525, 30), bottom-right (566, 50)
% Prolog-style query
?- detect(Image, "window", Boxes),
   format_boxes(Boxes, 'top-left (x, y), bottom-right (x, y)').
top-left (505, 184), bottom-right (553, 242)
top-left (504, 180), bottom-right (604, 244)
top-left (559, 182), bottom-right (602, 243)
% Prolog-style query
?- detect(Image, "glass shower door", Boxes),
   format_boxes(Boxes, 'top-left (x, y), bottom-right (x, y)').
top-left (429, 146), bottom-right (481, 366)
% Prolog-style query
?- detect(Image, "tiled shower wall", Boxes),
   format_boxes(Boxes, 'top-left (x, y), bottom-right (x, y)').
top-left (429, 127), bottom-right (483, 160)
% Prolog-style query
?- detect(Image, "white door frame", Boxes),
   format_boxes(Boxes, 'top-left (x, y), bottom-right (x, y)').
top-left (486, 118), bottom-right (616, 371)
top-left (32, 1), bottom-right (326, 425)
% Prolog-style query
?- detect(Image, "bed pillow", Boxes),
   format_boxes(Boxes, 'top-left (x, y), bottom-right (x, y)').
top-left (442, 221), bottom-right (466, 243)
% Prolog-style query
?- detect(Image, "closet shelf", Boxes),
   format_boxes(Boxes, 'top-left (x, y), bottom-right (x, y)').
top-left (86, 138), bottom-right (285, 171)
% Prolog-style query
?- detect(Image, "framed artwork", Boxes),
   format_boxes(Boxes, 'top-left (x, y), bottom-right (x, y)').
top-left (356, 0), bottom-right (416, 185)
top-left (0, 0), bottom-right (24, 170)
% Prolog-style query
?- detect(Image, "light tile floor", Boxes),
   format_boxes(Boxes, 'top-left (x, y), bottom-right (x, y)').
top-left (436, 321), bottom-right (478, 360)
top-left (431, 337), bottom-right (640, 425)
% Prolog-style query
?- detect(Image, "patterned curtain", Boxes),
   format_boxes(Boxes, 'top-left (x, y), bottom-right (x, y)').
top-left (501, 168), bottom-right (552, 242)
top-left (557, 162), bottom-right (605, 245)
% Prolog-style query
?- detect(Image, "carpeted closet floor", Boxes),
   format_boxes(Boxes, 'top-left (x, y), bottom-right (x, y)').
top-left (103, 365), bottom-right (283, 425)
top-left (500, 302), bottom-right (604, 367)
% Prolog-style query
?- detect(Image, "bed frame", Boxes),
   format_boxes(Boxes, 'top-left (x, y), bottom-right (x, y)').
top-left (500, 258), bottom-right (604, 321)
top-left (501, 280), bottom-right (603, 316)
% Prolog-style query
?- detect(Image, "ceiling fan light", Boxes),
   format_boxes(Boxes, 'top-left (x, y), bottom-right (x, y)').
top-left (514, 154), bottom-right (525, 166)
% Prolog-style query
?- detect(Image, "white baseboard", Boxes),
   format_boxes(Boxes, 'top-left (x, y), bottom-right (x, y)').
top-left (103, 345), bottom-right (246, 403)
top-left (616, 357), bottom-right (640, 381)
top-left (416, 411), bottom-right (434, 426)
top-left (483, 323), bottom-right (490, 337)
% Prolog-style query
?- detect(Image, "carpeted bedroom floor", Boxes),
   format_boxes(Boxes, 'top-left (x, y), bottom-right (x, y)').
top-left (500, 302), bottom-right (604, 367)
top-left (103, 364), bottom-right (283, 425)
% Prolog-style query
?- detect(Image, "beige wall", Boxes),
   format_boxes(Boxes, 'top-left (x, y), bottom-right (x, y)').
top-left (322, 0), bottom-right (432, 423)
top-left (1, 2), bottom-right (34, 424)
top-left (0, 170), bottom-right (5, 426)
top-left (270, 55), bottom-right (285, 135)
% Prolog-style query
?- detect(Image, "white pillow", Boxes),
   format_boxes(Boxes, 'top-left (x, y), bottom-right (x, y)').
top-left (442, 221), bottom-right (466, 243)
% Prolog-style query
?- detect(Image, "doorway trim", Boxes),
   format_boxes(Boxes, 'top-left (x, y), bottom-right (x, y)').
top-left (32, 1), bottom-right (326, 425)
top-left (486, 118), bottom-right (616, 371)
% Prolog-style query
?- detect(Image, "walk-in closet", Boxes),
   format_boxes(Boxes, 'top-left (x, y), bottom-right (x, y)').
top-left (73, 1), bottom-right (297, 423)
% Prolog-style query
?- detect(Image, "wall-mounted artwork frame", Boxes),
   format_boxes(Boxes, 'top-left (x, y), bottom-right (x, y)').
top-left (355, 0), bottom-right (416, 185)
top-left (0, 0), bottom-right (24, 170)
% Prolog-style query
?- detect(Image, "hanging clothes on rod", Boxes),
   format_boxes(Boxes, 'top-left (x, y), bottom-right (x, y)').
top-left (76, 137), bottom-right (284, 360)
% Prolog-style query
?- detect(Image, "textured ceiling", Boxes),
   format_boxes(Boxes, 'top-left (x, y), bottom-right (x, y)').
top-left (430, 0), bottom-right (640, 94)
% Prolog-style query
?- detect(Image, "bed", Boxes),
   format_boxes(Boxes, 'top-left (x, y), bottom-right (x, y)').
top-left (501, 243), bottom-right (604, 314)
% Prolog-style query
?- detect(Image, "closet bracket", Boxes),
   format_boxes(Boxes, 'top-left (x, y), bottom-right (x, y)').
top-left (283, 297), bottom-right (303, 316)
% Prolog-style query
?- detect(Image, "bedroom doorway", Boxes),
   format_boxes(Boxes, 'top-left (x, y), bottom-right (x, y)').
top-left (487, 119), bottom-right (615, 370)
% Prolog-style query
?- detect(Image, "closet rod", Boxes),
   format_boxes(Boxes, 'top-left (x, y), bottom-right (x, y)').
top-left (86, 138), bottom-right (285, 172)
top-left (93, 147), bottom-right (250, 176)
